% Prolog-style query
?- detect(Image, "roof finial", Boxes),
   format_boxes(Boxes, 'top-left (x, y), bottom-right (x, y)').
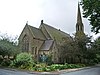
top-left (26, 21), bottom-right (28, 25)
top-left (41, 20), bottom-right (43, 25)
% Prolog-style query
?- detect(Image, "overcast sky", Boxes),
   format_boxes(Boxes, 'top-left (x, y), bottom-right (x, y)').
top-left (0, 0), bottom-right (99, 39)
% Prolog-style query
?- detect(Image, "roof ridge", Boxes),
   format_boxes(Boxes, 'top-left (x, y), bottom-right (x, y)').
top-left (43, 23), bottom-right (70, 36)
top-left (41, 23), bottom-right (72, 42)
top-left (28, 25), bottom-right (40, 30)
top-left (43, 23), bottom-right (58, 30)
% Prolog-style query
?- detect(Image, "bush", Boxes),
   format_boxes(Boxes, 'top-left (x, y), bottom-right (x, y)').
top-left (33, 63), bottom-right (47, 71)
top-left (1, 59), bottom-right (11, 66)
top-left (31, 63), bottom-right (86, 72)
top-left (50, 64), bottom-right (64, 70)
top-left (46, 55), bottom-right (53, 65)
top-left (10, 52), bottom-right (35, 70)
top-left (9, 53), bottom-right (86, 72)
top-left (0, 57), bottom-right (3, 64)
top-left (46, 63), bottom-right (85, 71)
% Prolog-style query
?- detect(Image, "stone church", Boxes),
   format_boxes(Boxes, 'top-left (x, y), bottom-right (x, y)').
top-left (19, 4), bottom-right (85, 63)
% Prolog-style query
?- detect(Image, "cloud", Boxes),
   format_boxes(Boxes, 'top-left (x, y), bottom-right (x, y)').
top-left (0, 0), bottom-right (94, 38)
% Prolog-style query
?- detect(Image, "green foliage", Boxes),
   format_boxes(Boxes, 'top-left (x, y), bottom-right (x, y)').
top-left (10, 52), bottom-right (35, 70)
top-left (1, 52), bottom-right (86, 72)
top-left (59, 35), bottom-right (92, 64)
top-left (0, 34), bottom-right (19, 58)
top-left (90, 37), bottom-right (100, 63)
top-left (59, 37), bottom-right (79, 63)
top-left (0, 57), bottom-right (3, 64)
top-left (32, 63), bottom-right (47, 71)
top-left (50, 64), bottom-right (65, 70)
top-left (96, 54), bottom-right (100, 62)
top-left (80, 37), bottom-right (100, 65)
top-left (93, 37), bottom-right (100, 52)
top-left (0, 59), bottom-right (11, 66)
top-left (46, 55), bottom-right (53, 65)
top-left (80, 0), bottom-right (100, 34)
top-left (32, 63), bottom-right (85, 72)
top-left (59, 33), bottom-right (99, 65)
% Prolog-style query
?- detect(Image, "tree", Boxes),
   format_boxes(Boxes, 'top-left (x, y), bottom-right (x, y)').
top-left (59, 34), bottom-right (98, 64)
top-left (80, 0), bottom-right (100, 34)
top-left (0, 34), bottom-right (20, 58)
top-left (59, 37), bottom-right (80, 64)
top-left (91, 37), bottom-right (100, 63)
top-left (93, 37), bottom-right (100, 52)
top-left (75, 34), bottom-right (93, 64)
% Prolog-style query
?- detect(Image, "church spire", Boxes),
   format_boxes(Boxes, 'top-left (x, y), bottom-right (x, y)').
top-left (76, 3), bottom-right (84, 33)
top-left (77, 3), bottom-right (82, 23)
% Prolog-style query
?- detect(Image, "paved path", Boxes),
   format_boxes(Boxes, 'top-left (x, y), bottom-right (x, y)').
top-left (61, 66), bottom-right (100, 75)
top-left (0, 66), bottom-right (100, 75)
top-left (0, 68), bottom-right (35, 75)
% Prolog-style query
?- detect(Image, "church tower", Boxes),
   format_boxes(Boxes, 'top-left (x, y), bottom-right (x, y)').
top-left (75, 3), bottom-right (85, 37)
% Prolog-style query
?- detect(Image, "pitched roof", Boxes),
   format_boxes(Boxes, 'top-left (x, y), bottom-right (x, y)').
top-left (40, 23), bottom-right (71, 42)
top-left (40, 40), bottom-right (53, 50)
top-left (28, 25), bottom-right (46, 40)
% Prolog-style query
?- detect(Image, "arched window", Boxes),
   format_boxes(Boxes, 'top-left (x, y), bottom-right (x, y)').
top-left (76, 24), bottom-right (79, 32)
top-left (22, 35), bottom-right (29, 52)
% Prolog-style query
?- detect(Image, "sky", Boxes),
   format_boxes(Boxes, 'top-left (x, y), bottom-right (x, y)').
top-left (0, 0), bottom-right (99, 40)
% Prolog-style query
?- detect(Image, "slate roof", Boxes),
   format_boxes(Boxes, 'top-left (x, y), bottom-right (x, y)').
top-left (40, 23), bottom-right (71, 42)
top-left (40, 40), bottom-right (54, 50)
top-left (21, 23), bottom-right (72, 51)
top-left (28, 25), bottom-right (46, 40)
